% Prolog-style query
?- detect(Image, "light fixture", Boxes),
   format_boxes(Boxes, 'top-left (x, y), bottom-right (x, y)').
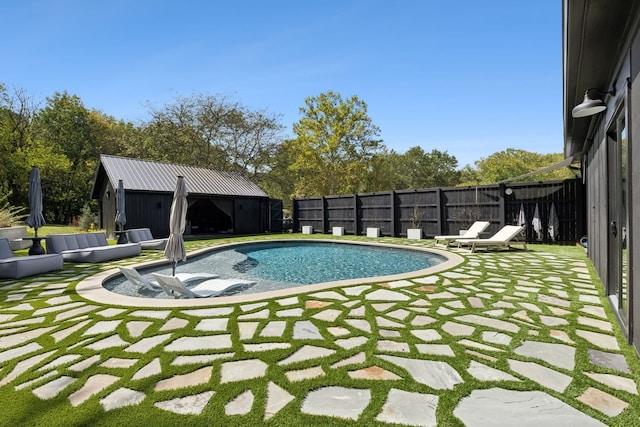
top-left (572, 87), bottom-right (616, 118)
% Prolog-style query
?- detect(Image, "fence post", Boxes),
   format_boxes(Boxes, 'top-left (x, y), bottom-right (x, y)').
top-left (436, 188), bottom-right (443, 235)
top-left (390, 190), bottom-right (396, 237)
top-left (320, 196), bottom-right (327, 233)
top-left (498, 183), bottom-right (506, 227)
top-left (293, 199), bottom-right (299, 232)
top-left (353, 194), bottom-right (359, 235)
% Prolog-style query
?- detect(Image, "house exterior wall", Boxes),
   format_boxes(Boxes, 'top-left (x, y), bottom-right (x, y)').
top-left (97, 188), bottom-right (274, 239)
top-left (585, 126), bottom-right (608, 280)
top-left (125, 193), bottom-right (173, 238)
top-left (581, 25), bottom-right (639, 352)
top-left (631, 34), bottom-right (640, 347)
top-left (234, 198), bottom-right (269, 234)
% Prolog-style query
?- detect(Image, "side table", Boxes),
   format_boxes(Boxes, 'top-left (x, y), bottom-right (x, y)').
top-left (24, 237), bottom-right (46, 255)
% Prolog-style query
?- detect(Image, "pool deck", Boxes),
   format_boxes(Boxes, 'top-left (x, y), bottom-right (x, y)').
top-left (1, 236), bottom-right (639, 426)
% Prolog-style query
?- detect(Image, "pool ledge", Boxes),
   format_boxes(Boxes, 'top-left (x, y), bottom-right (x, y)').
top-left (76, 240), bottom-right (465, 308)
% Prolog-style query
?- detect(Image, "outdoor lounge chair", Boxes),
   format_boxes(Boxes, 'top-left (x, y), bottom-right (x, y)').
top-left (0, 237), bottom-right (64, 279)
top-left (118, 266), bottom-right (218, 291)
top-left (152, 273), bottom-right (256, 298)
top-left (434, 221), bottom-right (491, 247)
top-left (455, 225), bottom-right (527, 252)
top-left (125, 228), bottom-right (168, 250)
top-left (45, 232), bottom-right (140, 263)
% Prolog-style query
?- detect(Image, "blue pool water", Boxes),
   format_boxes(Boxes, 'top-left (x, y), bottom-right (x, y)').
top-left (231, 241), bottom-right (442, 284)
top-left (105, 240), bottom-right (446, 299)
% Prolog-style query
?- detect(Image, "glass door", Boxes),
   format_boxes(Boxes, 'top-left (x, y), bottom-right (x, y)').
top-left (608, 107), bottom-right (630, 330)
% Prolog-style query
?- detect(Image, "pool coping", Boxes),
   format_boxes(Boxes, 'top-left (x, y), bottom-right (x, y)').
top-left (76, 239), bottom-right (465, 308)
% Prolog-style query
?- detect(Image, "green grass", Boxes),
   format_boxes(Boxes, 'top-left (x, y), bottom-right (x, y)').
top-left (22, 223), bottom-right (84, 237)
top-left (1, 235), bottom-right (639, 426)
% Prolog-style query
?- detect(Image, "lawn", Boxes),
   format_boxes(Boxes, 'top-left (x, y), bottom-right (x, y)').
top-left (1, 234), bottom-right (639, 426)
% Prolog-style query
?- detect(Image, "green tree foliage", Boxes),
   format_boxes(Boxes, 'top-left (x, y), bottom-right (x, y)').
top-left (460, 148), bottom-right (578, 185)
top-left (287, 91), bottom-right (384, 197)
top-left (0, 85), bottom-right (39, 204)
top-left (142, 94), bottom-right (283, 178)
top-left (364, 149), bottom-right (404, 191)
top-left (30, 92), bottom-right (98, 223)
top-left (398, 147), bottom-right (460, 188)
top-left (363, 147), bottom-right (461, 191)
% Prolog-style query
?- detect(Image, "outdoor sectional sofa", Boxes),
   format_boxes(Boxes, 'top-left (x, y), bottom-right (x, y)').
top-left (45, 232), bottom-right (141, 263)
top-left (125, 228), bottom-right (167, 250)
top-left (0, 237), bottom-right (63, 279)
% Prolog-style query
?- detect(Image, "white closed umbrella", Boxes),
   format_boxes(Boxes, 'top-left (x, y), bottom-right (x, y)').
top-left (164, 176), bottom-right (188, 275)
top-left (548, 203), bottom-right (559, 241)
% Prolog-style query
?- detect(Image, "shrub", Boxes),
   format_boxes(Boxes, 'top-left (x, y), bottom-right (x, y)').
top-left (0, 192), bottom-right (26, 227)
top-left (78, 203), bottom-right (98, 231)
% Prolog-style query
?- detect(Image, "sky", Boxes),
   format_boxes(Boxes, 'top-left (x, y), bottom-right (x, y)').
top-left (3, 1), bottom-right (562, 167)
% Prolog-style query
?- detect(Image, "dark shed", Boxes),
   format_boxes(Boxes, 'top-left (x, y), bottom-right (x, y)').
top-left (91, 155), bottom-right (271, 239)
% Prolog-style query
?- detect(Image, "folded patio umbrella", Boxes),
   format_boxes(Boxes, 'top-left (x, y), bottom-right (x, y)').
top-left (531, 203), bottom-right (542, 240)
top-left (25, 166), bottom-right (45, 238)
top-left (548, 203), bottom-right (559, 241)
top-left (164, 176), bottom-right (188, 275)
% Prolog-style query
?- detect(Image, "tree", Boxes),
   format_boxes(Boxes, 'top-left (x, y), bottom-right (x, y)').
top-left (465, 148), bottom-right (578, 184)
top-left (399, 147), bottom-right (460, 188)
top-left (0, 84), bottom-right (40, 204)
top-left (364, 149), bottom-right (405, 191)
top-left (222, 108), bottom-right (284, 179)
top-left (288, 91), bottom-right (384, 196)
top-left (142, 93), bottom-right (284, 179)
top-left (31, 92), bottom-right (98, 223)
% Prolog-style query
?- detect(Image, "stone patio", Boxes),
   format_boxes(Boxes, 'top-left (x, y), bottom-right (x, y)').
top-left (1, 239), bottom-right (639, 425)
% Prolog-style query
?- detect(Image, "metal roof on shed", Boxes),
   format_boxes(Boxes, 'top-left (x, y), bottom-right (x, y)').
top-left (94, 155), bottom-right (268, 198)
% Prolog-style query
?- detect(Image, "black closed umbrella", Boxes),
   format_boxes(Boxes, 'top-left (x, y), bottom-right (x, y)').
top-left (115, 179), bottom-right (128, 243)
top-left (25, 166), bottom-right (46, 255)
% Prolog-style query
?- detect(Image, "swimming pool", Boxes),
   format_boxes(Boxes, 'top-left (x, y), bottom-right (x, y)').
top-left (104, 240), bottom-right (448, 300)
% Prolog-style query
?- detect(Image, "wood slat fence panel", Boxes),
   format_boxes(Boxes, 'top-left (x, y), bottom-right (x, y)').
top-left (293, 179), bottom-right (585, 244)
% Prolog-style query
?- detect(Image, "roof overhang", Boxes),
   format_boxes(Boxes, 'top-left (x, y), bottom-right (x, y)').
top-left (563, 0), bottom-right (638, 158)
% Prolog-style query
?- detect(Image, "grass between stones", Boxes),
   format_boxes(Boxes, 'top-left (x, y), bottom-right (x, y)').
top-left (1, 234), bottom-right (639, 426)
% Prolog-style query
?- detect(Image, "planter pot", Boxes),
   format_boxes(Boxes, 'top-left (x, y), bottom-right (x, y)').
top-left (407, 228), bottom-right (422, 240)
top-left (0, 226), bottom-right (31, 250)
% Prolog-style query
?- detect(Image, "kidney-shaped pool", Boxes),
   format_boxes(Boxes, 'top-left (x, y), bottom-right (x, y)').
top-left (90, 239), bottom-right (463, 307)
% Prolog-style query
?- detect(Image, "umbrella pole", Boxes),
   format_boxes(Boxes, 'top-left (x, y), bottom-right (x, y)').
top-left (172, 261), bottom-right (176, 276)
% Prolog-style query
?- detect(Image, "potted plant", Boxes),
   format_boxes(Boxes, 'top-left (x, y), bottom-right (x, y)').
top-left (407, 205), bottom-right (423, 239)
top-left (0, 192), bottom-right (28, 248)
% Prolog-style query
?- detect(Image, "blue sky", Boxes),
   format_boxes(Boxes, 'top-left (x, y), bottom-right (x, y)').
top-left (3, 1), bottom-right (561, 167)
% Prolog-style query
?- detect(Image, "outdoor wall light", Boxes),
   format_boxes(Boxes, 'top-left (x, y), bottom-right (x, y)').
top-left (106, 190), bottom-right (111, 200)
top-left (572, 87), bottom-right (616, 118)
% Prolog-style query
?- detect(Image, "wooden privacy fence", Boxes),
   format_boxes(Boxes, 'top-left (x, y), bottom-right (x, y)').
top-left (293, 179), bottom-right (585, 244)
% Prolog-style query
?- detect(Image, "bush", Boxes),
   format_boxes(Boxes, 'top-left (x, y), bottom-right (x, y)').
top-left (282, 216), bottom-right (293, 233)
top-left (77, 203), bottom-right (98, 231)
top-left (0, 192), bottom-right (26, 227)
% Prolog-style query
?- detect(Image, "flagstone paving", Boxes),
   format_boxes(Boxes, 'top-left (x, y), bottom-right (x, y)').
top-left (1, 238), bottom-right (640, 426)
